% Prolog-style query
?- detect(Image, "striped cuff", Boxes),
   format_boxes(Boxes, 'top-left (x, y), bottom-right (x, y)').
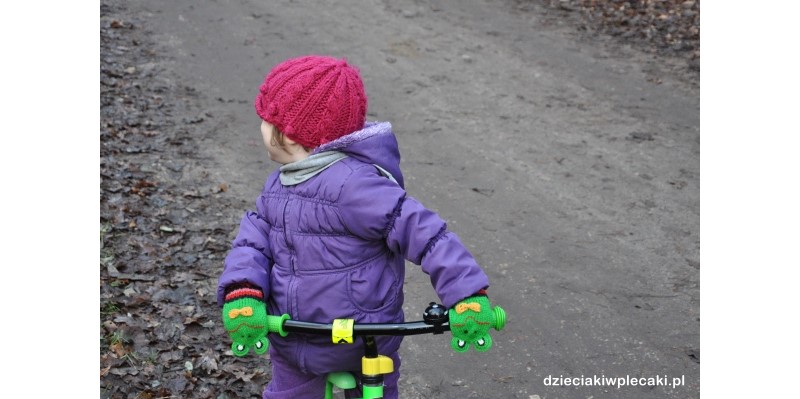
top-left (224, 287), bottom-right (264, 302)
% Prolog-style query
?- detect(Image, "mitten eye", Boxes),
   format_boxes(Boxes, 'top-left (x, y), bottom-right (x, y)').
top-left (232, 342), bottom-right (250, 357)
top-left (477, 338), bottom-right (486, 347)
top-left (457, 340), bottom-right (466, 349)
top-left (253, 337), bottom-right (270, 355)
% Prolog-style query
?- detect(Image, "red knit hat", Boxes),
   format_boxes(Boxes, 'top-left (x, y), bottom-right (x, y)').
top-left (255, 55), bottom-right (368, 148)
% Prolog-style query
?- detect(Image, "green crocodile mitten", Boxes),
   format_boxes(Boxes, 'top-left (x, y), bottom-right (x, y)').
top-left (449, 294), bottom-right (506, 353)
top-left (222, 287), bottom-right (270, 357)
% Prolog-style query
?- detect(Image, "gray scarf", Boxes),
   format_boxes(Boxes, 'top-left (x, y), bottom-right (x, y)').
top-left (279, 151), bottom-right (399, 186)
top-left (279, 151), bottom-right (348, 186)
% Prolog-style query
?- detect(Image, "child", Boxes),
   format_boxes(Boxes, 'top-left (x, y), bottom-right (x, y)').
top-left (217, 55), bottom-right (498, 399)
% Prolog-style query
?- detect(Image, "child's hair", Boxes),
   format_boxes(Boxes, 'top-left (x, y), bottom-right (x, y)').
top-left (270, 125), bottom-right (312, 153)
top-left (255, 55), bottom-right (367, 148)
top-left (270, 127), bottom-right (287, 147)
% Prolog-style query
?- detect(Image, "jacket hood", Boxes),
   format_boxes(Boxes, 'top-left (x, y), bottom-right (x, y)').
top-left (313, 121), bottom-right (405, 188)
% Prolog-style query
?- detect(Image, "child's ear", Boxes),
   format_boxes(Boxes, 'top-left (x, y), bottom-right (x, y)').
top-left (283, 136), bottom-right (311, 151)
top-left (284, 139), bottom-right (312, 156)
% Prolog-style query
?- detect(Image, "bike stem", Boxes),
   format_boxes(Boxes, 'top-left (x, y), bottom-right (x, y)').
top-left (361, 336), bottom-right (394, 399)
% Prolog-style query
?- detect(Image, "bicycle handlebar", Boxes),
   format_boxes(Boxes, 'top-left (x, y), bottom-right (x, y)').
top-left (279, 319), bottom-right (451, 336)
top-left (265, 302), bottom-right (454, 338)
top-left (227, 301), bottom-right (505, 357)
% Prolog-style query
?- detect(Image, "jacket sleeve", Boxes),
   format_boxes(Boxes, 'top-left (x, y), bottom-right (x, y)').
top-left (217, 194), bottom-right (273, 307)
top-left (338, 166), bottom-right (490, 308)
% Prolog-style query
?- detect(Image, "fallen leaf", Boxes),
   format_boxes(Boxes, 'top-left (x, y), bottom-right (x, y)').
top-left (197, 352), bottom-right (219, 374)
top-left (136, 391), bottom-right (154, 399)
top-left (110, 341), bottom-right (130, 357)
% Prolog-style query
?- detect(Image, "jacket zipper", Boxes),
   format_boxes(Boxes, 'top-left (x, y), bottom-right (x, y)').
top-left (283, 197), bottom-right (297, 317)
top-left (288, 256), bottom-right (297, 317)
top-left (282, 194), bottom-right (304, 370)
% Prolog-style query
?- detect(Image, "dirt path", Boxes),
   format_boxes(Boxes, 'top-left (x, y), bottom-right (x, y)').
top-left (101, 1), bottom-right (699, 398)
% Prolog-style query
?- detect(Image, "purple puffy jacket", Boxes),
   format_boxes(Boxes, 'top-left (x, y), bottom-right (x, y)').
top-left (217, 122), bottom-right (490, 375)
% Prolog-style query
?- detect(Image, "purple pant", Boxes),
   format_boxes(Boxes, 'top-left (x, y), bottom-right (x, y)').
top-left (263, 351), bottom-right (402, 399)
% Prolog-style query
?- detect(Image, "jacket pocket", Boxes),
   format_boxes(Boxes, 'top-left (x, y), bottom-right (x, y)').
top-left (268, 264), bottom-right (292, 317)
top-left (347, 259), bottom-right (399, 313)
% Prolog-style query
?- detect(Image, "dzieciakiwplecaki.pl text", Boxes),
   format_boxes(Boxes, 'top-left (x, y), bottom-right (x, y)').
top-left (544, 374), bottom-right (685, 389)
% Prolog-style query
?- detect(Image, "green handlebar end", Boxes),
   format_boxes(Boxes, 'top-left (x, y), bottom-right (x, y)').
top-left (493, 306), bottom-right (506, 331)
top-left (267, 314), bottom-right (291, 337)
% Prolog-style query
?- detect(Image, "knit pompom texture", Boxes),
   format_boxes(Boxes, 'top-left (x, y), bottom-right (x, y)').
top-left (255, 55), bottom-right (368, 148)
